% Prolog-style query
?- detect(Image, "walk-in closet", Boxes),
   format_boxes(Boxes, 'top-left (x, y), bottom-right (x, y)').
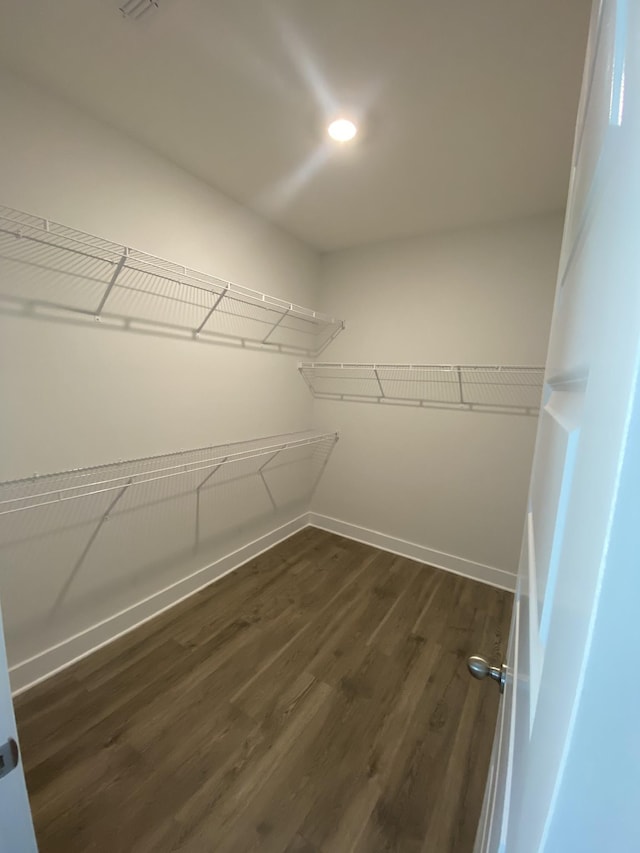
top-left (2, 1), bottom-right (632, 851)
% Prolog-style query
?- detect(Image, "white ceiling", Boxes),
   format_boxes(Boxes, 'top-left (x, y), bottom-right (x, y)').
top-left (0, 0), bottom-right (590, 251)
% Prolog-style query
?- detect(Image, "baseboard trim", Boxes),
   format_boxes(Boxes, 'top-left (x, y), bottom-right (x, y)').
top-left (308, 513), bottom-right (516, 593)
top-left (11, 511), bottom-right (515, 695)
top-left (10, 514), bottom-right (308, 696)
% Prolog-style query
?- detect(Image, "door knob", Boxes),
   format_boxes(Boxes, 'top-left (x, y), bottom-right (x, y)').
top-left (0, 738), bottom-right (19, 780)
top-left (467, 655), bottom-right (507, 694)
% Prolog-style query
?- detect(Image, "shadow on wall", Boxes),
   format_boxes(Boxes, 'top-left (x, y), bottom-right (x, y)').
top-left (0, 436), bottom-right (337, 667)
top-left (0, 205), bottom-right (344, 357)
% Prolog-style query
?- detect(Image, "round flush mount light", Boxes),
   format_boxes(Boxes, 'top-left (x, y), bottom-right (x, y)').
top-left (327, 118), bottom-right (358, 142)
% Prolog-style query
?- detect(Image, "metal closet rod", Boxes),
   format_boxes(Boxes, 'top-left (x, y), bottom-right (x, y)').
top-left (0, 432), bottom-right (339, 516)
top-left (0, 206), bottom-right (343, 327)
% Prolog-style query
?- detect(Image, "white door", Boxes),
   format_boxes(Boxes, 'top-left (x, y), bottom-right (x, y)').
top-left (0, 598), bottom-right (37, 851)
top-left (476, 1), bottom-right (640, 851)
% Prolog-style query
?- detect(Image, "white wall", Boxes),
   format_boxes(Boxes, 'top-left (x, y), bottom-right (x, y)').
top-left (0, 68), bottom-right (563, 690)
top-left (0, 69), bottom-right (322, 689)
top-left (311, 214), bottom-right (564, 587)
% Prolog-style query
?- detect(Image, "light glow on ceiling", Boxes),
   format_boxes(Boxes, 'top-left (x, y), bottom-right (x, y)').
top-left (328, 118), bottom-right (358, 142)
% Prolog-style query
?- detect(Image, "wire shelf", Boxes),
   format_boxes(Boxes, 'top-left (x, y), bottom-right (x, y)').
top-left (0, 206), bottom-right (344, 356)
top-left (0, 431), bottom-right (339, 516)
top-left (299, 363), bottom-right (545, 414)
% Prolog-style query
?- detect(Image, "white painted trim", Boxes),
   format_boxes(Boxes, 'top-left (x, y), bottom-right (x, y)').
top-left (308, 513), bottom-right (516, 592)
top-left (11, 511), bottom-right (514, 695)
top-left (10, 514), bottom-right (308, 696)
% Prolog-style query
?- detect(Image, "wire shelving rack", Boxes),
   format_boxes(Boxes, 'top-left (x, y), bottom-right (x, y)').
top-left (0, 431), bottom-right (339, 517)
top-left (299, 363), bottom-right (545, 414)
top-left (0, 206), bottom-right (344, 356)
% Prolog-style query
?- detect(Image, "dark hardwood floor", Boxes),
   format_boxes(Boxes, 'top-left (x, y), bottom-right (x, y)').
top-left (14, 528), bottom-right (512, 852)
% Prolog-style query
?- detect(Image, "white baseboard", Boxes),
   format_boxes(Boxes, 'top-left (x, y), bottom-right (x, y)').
top-left (308, 513), bottom-right (516, 593)
top-left (11, 511), bottom-right (514, 696)
top-left (10, 514), bottom-right (308, 696)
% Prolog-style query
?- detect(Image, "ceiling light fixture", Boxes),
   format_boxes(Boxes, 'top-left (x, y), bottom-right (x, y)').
top-left (328, 118), bottom-right (358, 143)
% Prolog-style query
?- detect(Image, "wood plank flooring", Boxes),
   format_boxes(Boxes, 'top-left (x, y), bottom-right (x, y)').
top-left (14, 528), bottom-right (513, 852)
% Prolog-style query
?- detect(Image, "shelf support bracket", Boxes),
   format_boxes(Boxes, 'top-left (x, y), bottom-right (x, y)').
top-left (298, 367), bottom-right (317, 397)
top-left (195, 457), bottom-right (228, 493)
top-left (254, 448), bottom-right (283, 510)
top-left (194, 457), bottom-right (228, 549)
top-left (456, 366), bottom-right (465, 404)
top-left (262, 307), bottom-right (291, 345)
top-left (313, 321), bottom-right (345, 358)
top-left (258, 449), bottom-right (282, 473)
top-left (309, 435), bottom-right (338, 497)
top-left (260, 471), bottom-right (277, 510)
top-left (96, 251), bottom-right (128, 317)
top-left (257, 449), bottom-right (283, 509)
top-left (373, 368), bottom-right (385, 399)
top-left (52, 479), bottom-right (132, 613)
top-left (195, 288), bottom-right (227, 336)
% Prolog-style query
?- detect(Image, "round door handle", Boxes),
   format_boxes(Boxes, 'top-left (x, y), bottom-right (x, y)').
top-left (467, 655), bottom-right (507, 694)
top-left (0, 737), bottom-right (19, 780)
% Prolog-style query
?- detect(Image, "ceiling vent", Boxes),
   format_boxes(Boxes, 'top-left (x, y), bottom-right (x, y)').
top-left (119, 0), bottom-right (159, 21)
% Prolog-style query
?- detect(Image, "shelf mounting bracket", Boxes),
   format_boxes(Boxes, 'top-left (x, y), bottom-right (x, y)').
top-left (52, 478), bottom-right (132, 612)
top-left (194, 457), bottom-right (227, 549)
top-left (456, 366), bottom-right (465, 404)
top-left (373, 368), bottom-right (385, 399)
top-left (96, 250), bottom-right (128, 317)
top-left (195, 288), bottom-right (228, 336)
top-left (262, 307), bottom-right (291, 345)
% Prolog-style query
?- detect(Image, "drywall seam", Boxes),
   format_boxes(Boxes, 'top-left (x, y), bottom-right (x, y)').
top-left (308, 512), bottom-right (516, 592)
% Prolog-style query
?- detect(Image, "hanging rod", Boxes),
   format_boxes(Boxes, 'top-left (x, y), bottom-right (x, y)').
top-left (0, 206), bottom-right (345, 356)
top-left (299, 363), bottom-right (545, 412)
top-left (0, 431), bottom-right (339, 516)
